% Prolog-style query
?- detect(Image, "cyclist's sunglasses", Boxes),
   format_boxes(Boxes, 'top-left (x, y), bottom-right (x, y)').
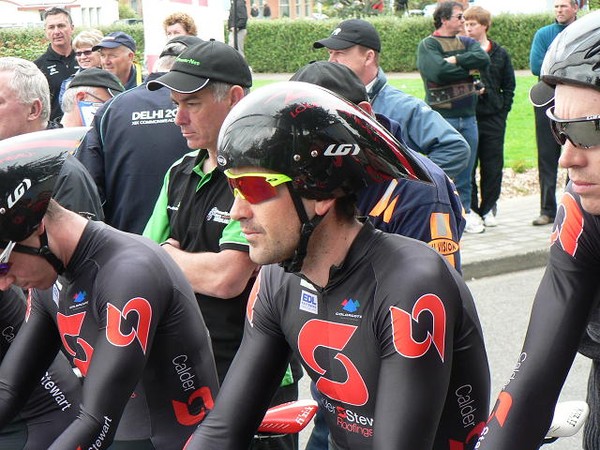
top-left (546, 107), bottom-right (600, 149)
top-left (0, 241), bottom-right (15, 276)
top-left (224, 170), bottom-right (292, 204)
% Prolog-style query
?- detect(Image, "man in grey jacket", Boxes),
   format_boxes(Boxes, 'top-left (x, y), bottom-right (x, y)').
top-left (313, 18), bottom-right (470, 182)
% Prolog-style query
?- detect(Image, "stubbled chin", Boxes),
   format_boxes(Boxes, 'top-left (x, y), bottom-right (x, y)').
top-left (580, 197), bottom-right (600, 216)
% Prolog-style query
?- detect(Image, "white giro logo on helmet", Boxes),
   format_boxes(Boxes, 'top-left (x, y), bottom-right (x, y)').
top-left (7, 178), bottom-right (32, 209)
top-left (323, 144), bottom-right (360, 156)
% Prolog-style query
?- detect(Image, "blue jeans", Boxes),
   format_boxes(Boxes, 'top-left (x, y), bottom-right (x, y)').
top-left (305, 381), bottom-right (329, 450)
top-left (445, 115), bottom-right (479, 213)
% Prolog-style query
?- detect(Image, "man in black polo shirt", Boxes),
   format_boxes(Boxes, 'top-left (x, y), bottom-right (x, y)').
top-left (144, 40), bottom-right (301, 450)
top-left (34, 6), bottom-right (78, 121)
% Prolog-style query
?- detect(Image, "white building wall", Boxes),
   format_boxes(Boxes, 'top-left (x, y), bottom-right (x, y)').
top-left (142, 0), bottom-right (226, 72)
top-left (0, 0), bottom-right (119, 28)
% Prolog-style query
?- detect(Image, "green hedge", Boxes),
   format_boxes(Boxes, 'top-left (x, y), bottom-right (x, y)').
top-left (240, 14), bottom-right (553, 72)
top-left (0, 14), bottom-right (554, 72)
top-left (0, 24), bottom-right (145, 63)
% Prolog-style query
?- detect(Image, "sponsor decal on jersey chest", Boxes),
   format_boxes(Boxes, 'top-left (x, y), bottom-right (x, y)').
top-left (300, 290), bottom-right (318, 314)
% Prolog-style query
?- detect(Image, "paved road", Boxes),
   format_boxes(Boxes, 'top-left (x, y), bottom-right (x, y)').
top-left (298, 267), bottom-right (591, 449)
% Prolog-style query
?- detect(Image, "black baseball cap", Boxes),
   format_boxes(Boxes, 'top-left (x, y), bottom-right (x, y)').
top-left (92, 31), bottom-right (136, 52)
top-left (159, 35), bottom-right (204, 58)
top-left (147, 39), bottom-right (252, 93)
top-left (290, 61), bottom-right (368, 105)
top-left (68, 68), bottom-right (125, 97)
top-left (529, 80), bottom-right (555, 107)
top-left (313, 19), bottom-right (381, 53)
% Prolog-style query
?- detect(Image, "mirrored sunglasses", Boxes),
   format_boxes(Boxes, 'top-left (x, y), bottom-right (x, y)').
top-left (547, 107), bottom-right (600, 149)
top-left (224, 170), bottom-right (292, 204)
top-left (0, 241), bottom-right (15, 276)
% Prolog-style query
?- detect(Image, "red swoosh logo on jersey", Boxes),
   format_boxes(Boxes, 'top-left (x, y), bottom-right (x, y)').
top-left (246, 273), bottom-right (261, 326)
top-left (550, 192), bottom-right (584, 257)
top-left (390, 294), bottom-right (446, 362)
top-left (489, 391), bottom-right (512, 428)
top-left (172, 386), bottom-right (215, 426)
top-left (106, 297), bottom-right (152, 354)
top-left (57, 311), bottom-right (94, 376)
top-left (449, 421), bottom-right (486, 450)
top-left (298, 319), bottom-right (369, 406)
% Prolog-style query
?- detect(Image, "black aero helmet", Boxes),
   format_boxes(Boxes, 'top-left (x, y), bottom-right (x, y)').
top-left (217, 81), bottom-right (431, 200)
top-left (530, 10), bottom-right (600, 106)
top-left (0, 127), bottom-right (87, 242)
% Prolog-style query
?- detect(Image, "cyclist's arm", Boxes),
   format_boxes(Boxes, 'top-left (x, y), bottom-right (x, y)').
top-left (0, 289), bottom-right (62, 426)
top-left (185, 272), bottom-right (292, 449)
top-left (477, 256), bottom-right (597, 449)
top-left (374, 264), bottom-right (488, 448)
top-left (186, 328), bottom-right (291, 449)
top-left (49, 263), bottom-right (167, 449)
top-left (477, 189), bottom-right (600, 448)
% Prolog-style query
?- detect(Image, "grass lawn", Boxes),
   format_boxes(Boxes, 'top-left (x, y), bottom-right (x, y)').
top-left (253, 74), bottom-right (540, 171)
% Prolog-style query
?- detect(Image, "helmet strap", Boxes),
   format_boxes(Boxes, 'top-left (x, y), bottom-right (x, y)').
top-left (281, 186), bottom-right (324, 273)
top-left (8, 232), bottom-right (65, 275)
top-left (38, 231), bottom-right (65, 275)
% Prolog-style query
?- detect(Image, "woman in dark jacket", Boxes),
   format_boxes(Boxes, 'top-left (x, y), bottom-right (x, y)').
top-left (464, 5), bottom-right (516, 227)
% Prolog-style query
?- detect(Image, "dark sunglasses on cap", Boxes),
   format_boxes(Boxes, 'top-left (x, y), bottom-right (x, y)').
top-left (0, 241), bottom-right (15, 276)
top-left (546, 107), bottom-right (600, 149)
top-left (224, 170), bottom-right (292, 204)
top-left (75, 50), bottom-right (96, 57)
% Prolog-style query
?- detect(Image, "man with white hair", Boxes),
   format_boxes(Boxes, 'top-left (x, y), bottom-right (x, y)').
top-left (0, 56), bottom-right (102, 221)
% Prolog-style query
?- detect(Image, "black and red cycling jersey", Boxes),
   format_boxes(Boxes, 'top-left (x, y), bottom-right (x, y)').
top-left (476, 182), bottom-right (600, 449)
top-left (0, 220), bottom-right (219, 449)
top-left (186, 222), bottom-right (490, 450)
top-left (0, 287), bottom-right (82, 448)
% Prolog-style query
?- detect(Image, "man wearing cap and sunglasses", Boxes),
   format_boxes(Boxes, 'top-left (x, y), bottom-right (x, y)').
top-left (93, 31), bottom-right (143, 90)
top-left (475, 10), bottom-right (600, 450)
top-left (313, 19), bottom-right (470, 185)
top-left (144, 39), bottom-right (301, 450)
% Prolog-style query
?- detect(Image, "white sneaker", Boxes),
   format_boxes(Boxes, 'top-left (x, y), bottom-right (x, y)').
top-left (483, 211), bottom-right (498, 227)
top-left (464, 211), bottom-right (485, 234)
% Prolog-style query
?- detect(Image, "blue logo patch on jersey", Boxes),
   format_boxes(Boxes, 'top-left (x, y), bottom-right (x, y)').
top-left (73, 291), bottom-right (86, 303)
top-left (341, 298), bottom-right (360, 313)
top-left (300, 290), bottom-right (318, 315)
